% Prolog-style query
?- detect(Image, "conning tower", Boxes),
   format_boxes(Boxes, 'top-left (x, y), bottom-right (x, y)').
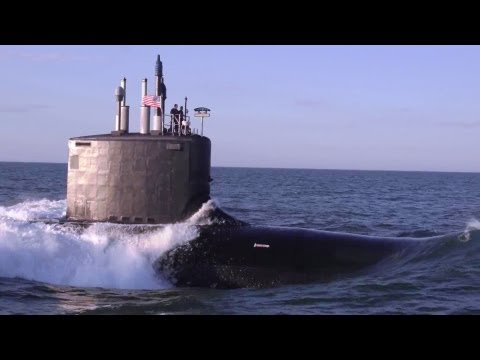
top-left (65, 56), bottom-right (212, 224)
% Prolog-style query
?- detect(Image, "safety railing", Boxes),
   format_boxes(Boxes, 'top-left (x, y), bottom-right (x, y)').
top-left (165, 114), bottom-right (198, 136)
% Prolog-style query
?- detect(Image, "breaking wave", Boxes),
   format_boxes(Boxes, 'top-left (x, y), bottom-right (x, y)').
top-left (0, 199), bottom-right (217, 290)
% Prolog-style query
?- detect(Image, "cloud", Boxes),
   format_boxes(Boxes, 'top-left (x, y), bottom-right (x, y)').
top-left (0, 104), bottom-right (51, 113)
top-left (438, 121), bottom-right (480, 128)
top-left (0, 49), bottom-right (104, 63)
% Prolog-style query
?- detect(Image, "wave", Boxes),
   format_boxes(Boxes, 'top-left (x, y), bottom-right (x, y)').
top-left (0, 199), bottom-right (66, 222)
top-left (0, 199), bottom-right (218, 290)
top-left (375, 220), bottom-right (480, 276)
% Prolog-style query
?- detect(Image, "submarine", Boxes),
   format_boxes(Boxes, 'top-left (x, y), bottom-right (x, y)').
top-left (63, 55), bottom-right (435, 289)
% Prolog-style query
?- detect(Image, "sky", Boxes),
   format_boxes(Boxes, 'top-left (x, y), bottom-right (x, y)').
top-left (0, 45), bottom-right (480, 172)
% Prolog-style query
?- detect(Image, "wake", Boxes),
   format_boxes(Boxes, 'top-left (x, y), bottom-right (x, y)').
top-left (0, 199), bottom-right (216, 290)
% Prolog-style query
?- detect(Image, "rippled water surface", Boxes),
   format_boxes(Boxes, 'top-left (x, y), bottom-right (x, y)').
top-left (1, 163), bottom-right (480, 314)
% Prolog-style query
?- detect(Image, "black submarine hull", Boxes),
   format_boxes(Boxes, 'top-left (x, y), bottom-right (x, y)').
top-left (154, 223), bottom-right (429, 289)
top-left (37, 209), bottom-right (438, 289)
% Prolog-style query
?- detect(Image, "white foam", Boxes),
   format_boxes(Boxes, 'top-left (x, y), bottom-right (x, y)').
top-left (0, 199), bottom-right (217, 290)
top-left (457, 218), bottom-right (480, 243)
top-left (466, 218), bottom-right (480, 232)
top-left (0, 199), bottom-right (66, 221)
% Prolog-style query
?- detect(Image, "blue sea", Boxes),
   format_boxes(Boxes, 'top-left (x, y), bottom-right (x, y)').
top-left (1, 162), bottom-right (480, 314)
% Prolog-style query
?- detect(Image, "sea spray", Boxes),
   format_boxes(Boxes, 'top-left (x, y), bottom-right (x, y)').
top-left (0, 199), bottom-right (218, 289)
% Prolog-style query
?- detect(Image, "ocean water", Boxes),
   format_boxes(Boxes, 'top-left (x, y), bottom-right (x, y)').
top-left (1, 162), bottom-right (480, 314)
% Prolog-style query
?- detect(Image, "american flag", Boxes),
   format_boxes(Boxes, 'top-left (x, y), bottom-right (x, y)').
top-left (142, 95), bottom-right (161, 108)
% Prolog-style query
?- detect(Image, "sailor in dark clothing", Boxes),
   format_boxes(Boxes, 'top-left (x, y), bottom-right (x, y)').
top-left (178, 106), bottom-right (184, 122)
top-left (170, 104), bottom-right (179, 134)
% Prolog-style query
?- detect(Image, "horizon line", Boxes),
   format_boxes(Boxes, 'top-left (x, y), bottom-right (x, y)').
top-left (1, 160), bottom-right (479, 174)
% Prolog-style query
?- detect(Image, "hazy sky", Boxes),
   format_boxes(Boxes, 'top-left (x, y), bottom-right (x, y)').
top-left (1, 45), bottom-right (479, 172)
